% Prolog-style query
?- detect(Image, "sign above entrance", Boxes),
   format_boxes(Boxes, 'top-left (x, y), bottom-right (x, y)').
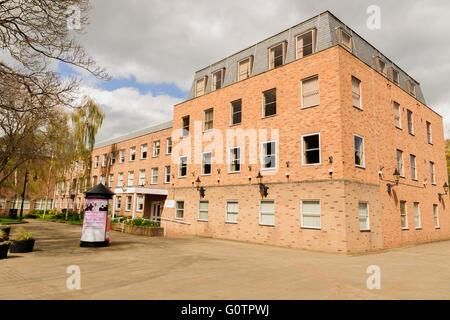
top-left (164, 200), bottom-right (175, 208)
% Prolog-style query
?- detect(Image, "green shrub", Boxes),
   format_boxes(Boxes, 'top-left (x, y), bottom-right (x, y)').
top-left (125, 218), bottom-right (159, 228)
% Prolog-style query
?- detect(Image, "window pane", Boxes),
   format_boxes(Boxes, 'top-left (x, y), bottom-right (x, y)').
top-left (263, 89), bottom-right (276, 117)
top-left (261, 200), bottom-right (274, 212)
top-left (302, 200), bottom-right (320, 214)
top-left (354, 136), bottom-right (364, 167)
top-left (261, 213), bottom-right (275, 226)
top-left (351, 77), bottom-right (361, 109)
top-left (302, 76), bottom-right (319, 108)
top-left (303, 135), bottom-right (320, 164)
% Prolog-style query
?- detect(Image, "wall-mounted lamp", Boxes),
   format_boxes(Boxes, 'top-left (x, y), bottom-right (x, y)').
top-left (257, 171), bottom-right (269, 197)
top-left (387, 169), bottom-right (401, 194)
top-left (329, 156), bottom-right (333, 164)
top-left (248, 165), bottom-right (252, 172)
top-left (195, 176), bottom-right (205, 198)
top-left (217, 168), bottom-right (221, 174)
top-left (438, 182), bottom-right (449, 201)
top-left (286, 161), bottom-right (290, 168)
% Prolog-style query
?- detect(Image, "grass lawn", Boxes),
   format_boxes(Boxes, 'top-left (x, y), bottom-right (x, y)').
top-left (0, 218), bottom-right (28, 225)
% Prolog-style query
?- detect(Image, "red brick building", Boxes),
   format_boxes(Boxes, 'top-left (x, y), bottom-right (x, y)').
top-left (53, 11), bottom-right (449, 253)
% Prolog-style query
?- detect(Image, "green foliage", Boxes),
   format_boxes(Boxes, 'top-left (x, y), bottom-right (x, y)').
top-left (12, 227), bottom-right (34, 241)
top-left (125, 218), bottom-right (160, 228)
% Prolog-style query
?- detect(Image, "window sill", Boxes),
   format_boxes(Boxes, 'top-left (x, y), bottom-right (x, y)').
top-left (197, 219), bottom-right (208, 222)
top-left (301, 227), bottom-right (321, 230)
top-left (412, 179), bottom-right (418, 182)
top-left (352, 106), bottom-right (363, 111)
top-left (225, 221), bottom-right (238, 224)
top-left (259, 224), bottom-right (275, 227)
top-left (261, 167), bottom-right (277, 172)
top-left (409, 133), bottom-right (415, 137)
top-left (428, 142), bottom-right (433, 146)
top-left (201, 174), bottom-right (212, 177)
top-left (178, 176), bottom-right (187, 179)
top-left (302, 163), bottom-right (321, 167)
top-left (360, 230), bottom-right (371, 233)
top-left (175, 218), bottom-right (184, 221)
top-left (228, 171), bottom-right (241, 175)
top-left (301, 104), bottom-right (320, 110)
top-left (415, 228), bottom-right (422, 230)
top-left (395, 126), bottom-right (402, 130)
top-left (229, 123), bottom-right (242, 127)
top-left (401, 228), bottom-right (409, 231)
top-left (262, 114), bottom-right (277, 120)
top-left (140, 158), bottom-right (147, 160)
top-left (435, 227), bottom-right (440, 230)
top-left (355, 165), bottom-right (366, 169)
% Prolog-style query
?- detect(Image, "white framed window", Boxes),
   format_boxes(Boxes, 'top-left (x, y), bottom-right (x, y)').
top-left (230, 99), bottom-right (242, 125)
top-left (179, 156), bottom-right (187, 177)
top-left (34, 199), bottom-right (42, 210)
top-left (359, 202), bottom-right (370, 231)
top-left (426, 122), bottom-right (432, 144)
top-left (400, 201), bottom-right (408, 229)
top-left (130, 147), bottom-right (136, 161)
top-left (166, 137), bottom-right (172, 154)
top-left (212, 68), bottom-right (224, 91)
top-left (262, 88), bottom-right (276, 117)
top-left (410, 82), bottom-right (416, 97)
top-left (238, 56), bottom-right (253, 81)
top-left (259, 200), bottom-right (275, 226)
top-left (302, 133), bottom-right (321, 165)
top-left (296, 29), bottom-right (316, 59)
top-left (410, 155), bottom-right (417, 180)
top-left (301, 200), bottom-right (321, 229)
top-left (202, 152), bottom-right (212, 175)
top-left (351, 76), bottom-right (361, 109)
top-left (110, 152), bottom-right (116, 165)
top-left (116, 196), bottom-right (121, 211)
top-left (151, 168), bottom-right (158, 184)
top-left (127, 171), bottom-right (134, 186)
top-left (125, 196), bottom-right (132, 212)
top-left (94, 156), bottom-right (99, 168)
top-left (414, 202), bottom-right (421, 229)
top-left (139, 170), bottom-right (146, 186)
top-left (228, 147), bottom-right (241, 173)
top-left (433, 204), bottom-right (439, 228)
top-left (268, 42), bottom-right (286, 70)
top-left (430, 161), bottom-right (435, 185)
top-left (117, 172), bottom-right (123, 187)
top-left (153, 141), bottom-right (160, 157)
top-left (226, 201), bottom-right (239, 223)
top-left (92, 176), bottom-right (97, 186)
top-left (108, 174), bottom-right (114, 188)
top-left (198, 200), bottom-right (209, 221)
top-left (195, 77), bottom-right (207, 97)
top-left (377, 58), bottom-right (387, 76)
top-left (141, 144), bottom-right (147, 159)
top-left (182, 116), bottom-right (190, 137)
top-left (301, 75), bottom-right (320, 109)
top-left (137, 195), bottom-right (144, 212)
top-left (164, 166), bottom-right (171, 184)
top-left (354, 135), bottom-right (365, 168)
top-left (261, 141), bottom-right (277, 170)
top-left (102, 154), bottom-right (107, 167)
top-left (203, 109), bottom-right (213, 132)
top-left (394, 102), bottom-right (401, 128)
top-left (407, 110), bottom-right (414, 135)
top-left (175, 201), bottom-right (184, 219)
top-left (397, 150), bottom-right (404, 177)
top-left (119, 149), bottom-right (125, 163)
top-left (100, 175), bottom-right (106, 185)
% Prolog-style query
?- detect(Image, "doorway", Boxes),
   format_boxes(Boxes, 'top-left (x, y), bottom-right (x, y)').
top-left (151, 201), bottom-right (162, 222)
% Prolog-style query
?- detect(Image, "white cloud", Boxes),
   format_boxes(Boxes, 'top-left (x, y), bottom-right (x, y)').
top-left (80, 86), bottom-right (182, 142)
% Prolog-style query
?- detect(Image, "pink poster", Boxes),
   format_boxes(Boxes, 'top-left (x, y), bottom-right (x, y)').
top-left (81, 198), bottom-right (108, 243)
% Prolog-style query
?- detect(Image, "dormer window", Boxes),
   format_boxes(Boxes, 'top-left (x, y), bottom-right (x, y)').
top-left (338, 28), bottom-right (352, 52)
top-left (392, 69), bottom-right (399, 85)
top-left (195, 76), bottom-right (207, 97)
top-left (238, 56), bottom-right (253, 81)
top-left (406, 80), bottom-right (416, 97)
top-left (296, 29), bottom-right (316, 59)
top-left (268, 42), bottom-right (287, 70)
top-left (375, 57), bottom-right (387, 76)
top-left (212, 68), bottom-right (225, 91)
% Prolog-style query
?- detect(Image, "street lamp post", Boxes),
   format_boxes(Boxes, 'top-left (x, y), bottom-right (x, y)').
top-left (19, 169), bottom-right (37, 221)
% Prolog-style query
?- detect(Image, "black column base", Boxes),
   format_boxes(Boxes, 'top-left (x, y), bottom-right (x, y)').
top-left (80, 240), bottom-right (109, 248)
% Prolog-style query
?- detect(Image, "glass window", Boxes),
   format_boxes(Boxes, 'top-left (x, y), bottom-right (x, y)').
top-left (204, 109), bottom-right (213, 132)
top-left (426, 122), bottom-right (432, 144)
top-left (359, 202), bottom-right (369, 231)
top-left (400, 201), bottom-right (408, 229)
top-left (126, 196), bottom-right (132, 211)
top-left (433, 205), bottom-right (439, 228)
top-left (130, 147), bottom-right (136, 161)
top-left (397, 150), bottom-right (404, 176)
top-left (296, 29), bottom-right (315, 58)
top-left (262, 141), bottom-right (276, 170)
top-left (339, 29), bottom-right (352, 52)
top-left (231, 99), bottom-right (242, 125)
top-left (139, 170), bottom-right (146, 186)
top-left (116, 197), bottom-right (121, 210)
top-left (164, 166), bottom-right (171, 184)
top-left (137, 195), bottom-right (144, 212)
top-left (238, 57), bottom-right (253, 81)
top-left (354, 135), bottom-right (365, 168)
top-left (260, 200), bottom-right (275, 226)
top-left (302, 134), bottom-right (320, 165)
top-left (166, 137), bottom-right (172, 154)
top-left (202, 152), bottom-right (212, 175)
top-left (351, 76), bottom-right (361, 109)
top-left (198, 201), bottom-right (209, 221)
top-left (410, 155), bottom-right (417, 180)
top-left (263, 88), bottom-right (276, 117)
top-left (151, 168), bottom-right (158, 184)
top-left (269, 43), bottom-right (285, 69)
top-left (127, 171), bottom-right (134, 186)
top-left (301, 200), bottom-right (321, 229)
top-left (302, 75), bottom-right (320, 108)
top-left (179, 156), bottom-right (187, 177)
top-left (430, 162), bottom-right (435, 184)
top-left (153, 141), bottom-right (160, 157)
top-left (182, 116), bottom-right (190, 137)
top-left (117, 173), bottom-right (123, 187)
top-left (226, 201), bottom-right (239, 223)
top-left (141, 144), bottom-right (147, 159)
top-left (407, 110), bottom-right (414, 135)
top-left (394, 102), bottom-right (401, 128)
top-left (119, 149), bottom-right (125, 163)
top-left (414, 203), bottom-right (421, 229)
top-left (212, 69), bottom-right (223, 91)
top-left (229, 147), bottom-right (241, 173)
top-left (195, 78), bottom-right (206, 97)
top-left (176, 201), bottom-right (184, 219)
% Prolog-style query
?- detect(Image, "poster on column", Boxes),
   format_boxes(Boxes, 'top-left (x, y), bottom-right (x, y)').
top-left (81, 198), bottom-right (108, 242)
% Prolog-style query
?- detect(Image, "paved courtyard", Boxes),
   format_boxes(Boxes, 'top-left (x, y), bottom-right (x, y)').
top-left (0, 220), bottom-right (449, 299)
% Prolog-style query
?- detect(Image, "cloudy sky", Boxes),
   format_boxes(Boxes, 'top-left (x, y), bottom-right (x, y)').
top-left (63, 0), bottom-right (450, 142)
